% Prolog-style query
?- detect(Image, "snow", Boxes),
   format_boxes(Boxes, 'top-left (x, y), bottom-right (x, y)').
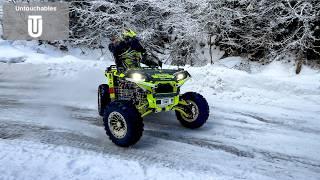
top-left (0, 140), bottom-right (213, 180)
top-left (216, 56), bottom-right (243, 68)
top-left (180, 62), bottom-right (320, 162)
top-left (0, 40), bottom-right (320, 180)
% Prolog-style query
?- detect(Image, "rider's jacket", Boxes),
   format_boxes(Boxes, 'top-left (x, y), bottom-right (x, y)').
top-left (108, 37), bottom-right (146, 69)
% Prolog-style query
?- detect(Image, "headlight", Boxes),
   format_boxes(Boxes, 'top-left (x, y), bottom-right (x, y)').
top-left (176, 73), bottom-right (186, 81)
top-left (175, 71), bottom-right (189, 81)
top-left (131, 73), bottom-right (146, 82)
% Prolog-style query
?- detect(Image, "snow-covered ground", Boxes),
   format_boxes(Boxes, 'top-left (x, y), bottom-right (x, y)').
top-left (0, 40), bottom-right (320, 180)
top-left (0, 140), bottom-right (214, 180)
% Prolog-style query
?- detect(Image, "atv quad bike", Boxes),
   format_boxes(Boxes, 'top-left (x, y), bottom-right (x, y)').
top-left (98, 65), bottom-right (209, 147)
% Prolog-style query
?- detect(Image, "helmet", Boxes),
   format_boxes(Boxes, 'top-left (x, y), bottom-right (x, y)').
top-left (122, 28), bottom-right (137, 38)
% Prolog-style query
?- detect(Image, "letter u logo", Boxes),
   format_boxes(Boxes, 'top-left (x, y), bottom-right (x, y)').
top-left (28, 15), bottom-right (43, 38)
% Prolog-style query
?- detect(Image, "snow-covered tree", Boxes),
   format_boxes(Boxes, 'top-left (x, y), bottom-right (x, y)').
top-left (198, 0), bottom-right (320, 63)
top-left (7, 0), bottom-right (320, 65)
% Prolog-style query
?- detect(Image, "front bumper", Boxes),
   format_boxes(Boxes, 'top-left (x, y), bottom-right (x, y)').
top-left (147, 93), bottom-right (180, 112)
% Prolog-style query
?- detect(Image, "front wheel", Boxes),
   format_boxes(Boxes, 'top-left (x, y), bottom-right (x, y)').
top-left (103, 101), bottom-right (144, 147)
top-left (175, 92), bottom-right (209, 129)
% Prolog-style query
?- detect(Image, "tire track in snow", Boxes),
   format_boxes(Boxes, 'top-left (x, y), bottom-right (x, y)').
top-left (144, 129), bottom-right (320, 171)
top-left (237, 112), bottom-right (320, 134)
top-left (0, 119), bottom-right (261, 178)
top-left (1, 92), bottom-right (319, 179)
top-left (0, 120), bottom-right (187, 169)
top-left (74, 108), bottom-right (320, 177)
top-left (0, 97), bottom-right (24, 108)
top-left (1, 119), bottom-right (319, 174)
top-left (145, 130), bottom-right (255, 158)
top-left (56, 107), bottom-right (320, 172)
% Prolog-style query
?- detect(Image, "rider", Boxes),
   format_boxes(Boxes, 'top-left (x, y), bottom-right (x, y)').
top-left (108, 29), bottom-right (161, 69)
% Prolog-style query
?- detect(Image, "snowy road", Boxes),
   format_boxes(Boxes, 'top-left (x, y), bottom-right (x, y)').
top-left (0, 58), bottom-right (320, 179)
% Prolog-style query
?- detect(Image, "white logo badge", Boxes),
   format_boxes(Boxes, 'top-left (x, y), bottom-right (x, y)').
top-left (28, 15), bottom-right (43, 38)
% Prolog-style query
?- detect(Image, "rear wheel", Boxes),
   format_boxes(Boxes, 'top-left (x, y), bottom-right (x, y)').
top-left (103, 101), bottom-right (143, 147)
top-left (98, 84), bottom-right (111, 116)
top-left (175, 92), bottom-right (209, 129)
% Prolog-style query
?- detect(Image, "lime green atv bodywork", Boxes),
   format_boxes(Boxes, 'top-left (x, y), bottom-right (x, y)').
top-left (99, 65), bottom-right (210, 147)
top-left (104, 65), bottom-right (191, 117)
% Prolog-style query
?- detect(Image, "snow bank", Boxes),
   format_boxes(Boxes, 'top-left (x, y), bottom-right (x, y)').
top-left (182, 60), bottom-right (320, 111)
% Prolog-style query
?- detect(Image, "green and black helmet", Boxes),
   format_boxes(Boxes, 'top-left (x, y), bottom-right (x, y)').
top-left (122, 28), bottom-right (137, 39)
